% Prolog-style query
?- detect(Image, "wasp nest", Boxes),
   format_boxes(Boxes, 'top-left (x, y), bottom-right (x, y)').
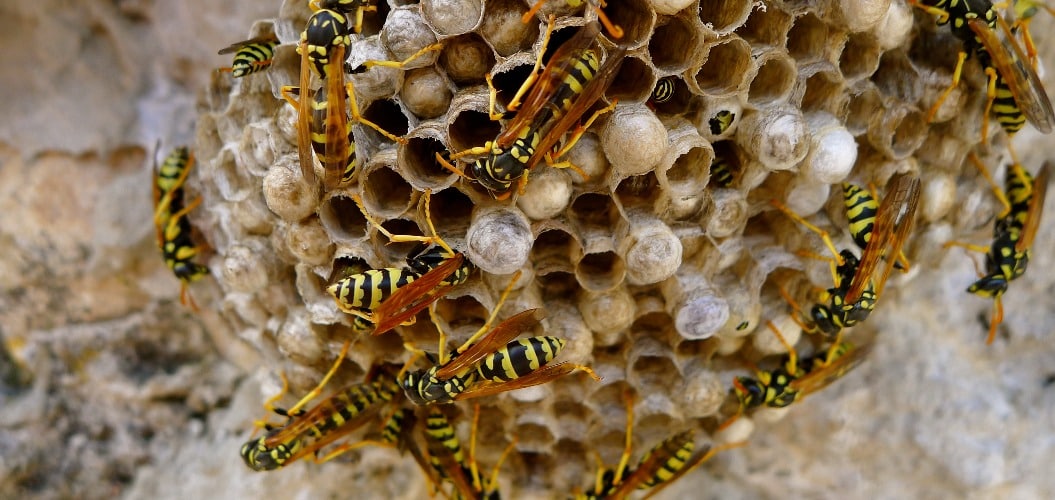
top-left (190, 0), bottom-right (1034, 495)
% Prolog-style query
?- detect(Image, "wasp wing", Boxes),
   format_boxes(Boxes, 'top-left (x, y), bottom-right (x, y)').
top-left (453, 361), bottom-right (578, 401)
top-left (1016, 161), bottom-right (1050, 252)
top-left (844, 176), bottom-right (920, 303)
top-left (494, 22), bottom-right (602, 150)
top-left (322, 44), bottom-right (350, 191)
top-left (607, 431), bottom-right (696, 499)
top-left (218, 35), bottom-right (279, 55)
top-left (370, 254), bottom-right (464, 336)
top-left (434, 308), bottom-right (546, 379)
top-left (526, 46), bottom-right (625, 171)
top-left (295, 41), bottom-right (318, 186)
top-left (788, 342), bottom-right (873, 397)
top-left (968, 18), bottom-right (1055, 133)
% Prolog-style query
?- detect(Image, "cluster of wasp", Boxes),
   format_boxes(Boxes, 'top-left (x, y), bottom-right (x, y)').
top-left (151, 0), bottom-right (1052, 496)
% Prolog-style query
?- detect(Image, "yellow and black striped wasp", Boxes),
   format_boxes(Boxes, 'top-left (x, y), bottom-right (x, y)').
top-left (400, 272), bottom-right (599, 405)
top-left (240, 342), bottom-right (402, 471)
top-left (521, 0), bottom-right (623, 39)
top-left (648, 77), bottom-right (676, 106)
top-left (773, 176), bottom-right (921, 339)
top-left (708, 154), bottom-right (735, 189)
top-left (966, 15), bottom-right (1054, 141)
top-left (910, 0), bottom-right (1054, 143)
top-left (707, 110), bottom-right (736, 136)
top-left (708, 141), bottom-right (738, 189)
top-left (326, 190), bottom-right (475, 336)
top-left (152, 146), bottom-right (209, 310)
top-left (718, 321), bottom-right (873, 430)
top-left (421, 405), bottom-right (515, 499)
top-left (436, 17), bottom-right (625, 198)
top-left (578, 390), bottom-right (744, 499)
top-left (217, 35), bottom-right (279, 78)
top-left (283, 2), bottom-right (439, 190)
top-left (946, 160), bottom-right (1050, 343)
top-left (283, 5), bottom-right (352, 189)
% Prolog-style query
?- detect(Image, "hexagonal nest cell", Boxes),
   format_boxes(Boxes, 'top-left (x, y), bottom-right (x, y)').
top-left (187, 0), bottom-right (1050, 496)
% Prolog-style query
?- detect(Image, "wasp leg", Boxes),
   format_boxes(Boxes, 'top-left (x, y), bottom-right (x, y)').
top-left (506, 15), bottom-right (556, 113)
top-left (362, 42), bottom-right (444, 70)
top-left (968, 152), bottom-right (1013, 218)
top-left (344, 82), bottom-right (408, 144)
top-left (284, 339), bottom-right (353, 416)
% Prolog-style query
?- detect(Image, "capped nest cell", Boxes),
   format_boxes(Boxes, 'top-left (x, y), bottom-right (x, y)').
top-left (186, 0), bottom-right (1052, 496)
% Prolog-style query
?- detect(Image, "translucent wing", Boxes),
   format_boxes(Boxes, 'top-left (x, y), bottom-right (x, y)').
top-left (217, 35), bottom-right (279, 55)
top-left (1016, 161), bottom-right (1050, 252)
top-left (525, 46), bottom-right (626, 171)
top-left (454, 361), bottom-right (579, 401)
top-left (263, 380), bottom-right (391, 451)
top-left (788, 342), bottom-right (873, 397)
top-left (495, 22), bottom-right (602, 150)
top-left (434, 308), bottom-right (545, 379)
top-left (844, 176), bottom-right (921, 303)
top-left (323, 43), bottom-right (350, 191)
top-left (607, 431), bottom-right (695, 498)
top-left (370, 254), bottom-right (464, 336)
top-left (296, 40), bottom-right (317, 186)
top-left (968, 18), bottom-right (1055, 133)
top-left (639, 441), bottom-right (747, 500)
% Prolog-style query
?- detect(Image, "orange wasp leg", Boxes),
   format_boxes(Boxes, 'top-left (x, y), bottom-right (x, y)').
top-left (283, 339), bottom-right (354, 417)
top-left (770, 199), bottom-right (846, 284)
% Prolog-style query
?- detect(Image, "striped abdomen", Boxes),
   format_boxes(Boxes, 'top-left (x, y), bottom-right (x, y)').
top-left (156, 147), bottom-right (191, 196)
top-left (843, 183), bottom-right (878, 250)
top-left (475, 336), bottom-right (565, 383)
top-left (327, 267), bottom-right (419, 311)
top-left (305, 377), bottom-right (400, 439)
top-left (423, 408), bottom-right (467, 477)
top-left (636, 431), bottom-right (695, 489)
top-left (309, 87), bottom-right (357, 183)
top-left (229, 41), bottom-right (277, 78)
top-left (473, 49), bottom-right (602, 192)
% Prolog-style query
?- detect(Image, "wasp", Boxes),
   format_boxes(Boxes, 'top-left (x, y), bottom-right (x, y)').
top-left (578, 390), bottom-right (744, 499)
top-left (521, 0), bottom-right (623, 39)
top-left (326, 190), bottom-right (475, 335)
top-left (285, 5), bottom-right (438, 190)
top-left (421, 405), bottom-right (515, 499)
top-left (967, 16), bottom-right (1055, 141)
top-left (648, 77), bottom-right (676, 106)
top-left (946, 160), bottom-right (1049, 343)
top-left (283, 7), bottom-right (352, 188)
top-left (217, 35), bottom-right (279, 78)
top-left (240, 342), bottom-right (402, 471)
top-left (708, 148), bottom-right (735, 189)
top-left (707, 110), bottom-right (736, 136)
top-left (436, 18), bottom-right (625, 198)
top-left (152, 146), bottom-right (209, 310)
top-left (773, 176), bottom-right (921, 339)
top-left (910, 1), bottom-right (1054, 143)
top-left (718, 321), bottom-right (873, 430)
top-left (708, 140), bottom-right (739, 189)
top-left (400, 272), bottom-right (599, 405)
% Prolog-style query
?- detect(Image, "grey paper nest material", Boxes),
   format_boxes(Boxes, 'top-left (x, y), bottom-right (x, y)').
top-left (188, 0), bottom-right (1042, 495)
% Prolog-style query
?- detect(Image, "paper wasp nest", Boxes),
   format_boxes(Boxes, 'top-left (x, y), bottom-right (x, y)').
top-left (190, 0), bottom-right (1031, 495)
